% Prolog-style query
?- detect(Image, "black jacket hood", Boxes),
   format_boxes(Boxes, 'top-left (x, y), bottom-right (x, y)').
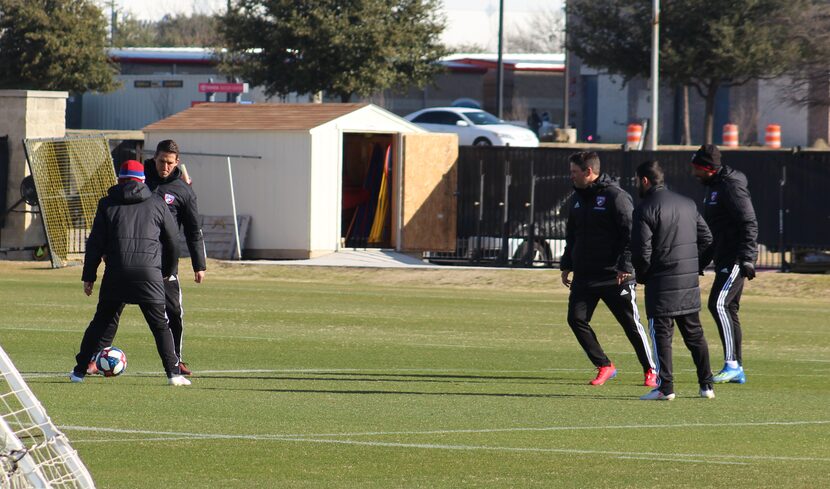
top-left (575, 173), bottom-right (618, 195)
top-left (109, 181), bottom-right (153, 204)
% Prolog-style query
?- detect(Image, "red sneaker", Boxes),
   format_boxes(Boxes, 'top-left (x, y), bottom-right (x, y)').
top-left (644, 368), bottom-right (658, 388)
top-left (178, 362), bottom-right (192, 376)
top-left (590, 364), bottom-right (617, 385)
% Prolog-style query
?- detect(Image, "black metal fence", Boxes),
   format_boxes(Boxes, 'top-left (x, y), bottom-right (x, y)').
top-left (427, 147), bottom-right (830, 271)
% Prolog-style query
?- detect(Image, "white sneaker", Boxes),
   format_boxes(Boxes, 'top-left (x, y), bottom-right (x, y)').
top-left (69, 372), bottom-right (84, 383)
top-left (640, 389), bottom-right (675, 401)
top-left (699, 388), bottom-right (715, 399)
top-left (168, 375), bottom-right (191, 386)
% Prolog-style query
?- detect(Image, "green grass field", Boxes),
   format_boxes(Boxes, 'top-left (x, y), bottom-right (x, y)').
top-left (0, 261), bottom-right (828, 488)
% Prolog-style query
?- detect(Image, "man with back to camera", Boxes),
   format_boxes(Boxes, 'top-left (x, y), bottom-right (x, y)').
top-left (560, 151), bottom-right (657, 387)
top-left (631, 160), bottom-right (714, 400)
top-left (71, 160), bottom-right (190, 386)
top-left (691, 144), bottom-right (758, 384)
top-left (143, 140), bottom-right (206, 375)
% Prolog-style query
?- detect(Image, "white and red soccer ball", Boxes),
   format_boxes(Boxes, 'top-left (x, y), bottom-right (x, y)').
top-left (95, 347), bottom-right (127, 377)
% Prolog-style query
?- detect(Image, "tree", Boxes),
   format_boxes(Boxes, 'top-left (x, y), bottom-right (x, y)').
top-left (156, 13), bottom-right (222, 47)
top-left (114, 12), bottom-right (157, 47)
top-left (507, 5), bottom-right (564, 54)
top-left (0, 0), bottom-right (117, 93)
top-left (219, 0), bottom-right (448, 102)
top-left (114, 12), bottom-right (222, 48)
top-left (778, 2), bottom-right (830, 109)
top-left (567, 0), bottom-right (807, 143)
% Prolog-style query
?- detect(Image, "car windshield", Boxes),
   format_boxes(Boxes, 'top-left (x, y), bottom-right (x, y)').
top-left (462, 111), bottom-right (503, 125)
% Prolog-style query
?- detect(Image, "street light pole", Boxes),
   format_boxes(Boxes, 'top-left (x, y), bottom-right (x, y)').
top-left (496, 0), bottom-right (505, 119)
top-left (649, 0), bottom-right (660, 149)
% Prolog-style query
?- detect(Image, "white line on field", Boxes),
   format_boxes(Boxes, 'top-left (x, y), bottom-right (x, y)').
top-left (22, 367), bottom-right (593, 379)
top-left (616, 456), bottom-right (749, 465)
top-left (62, 421), bottom-right (830, 462)
top-left (60, 427), bottom-right (830, 463)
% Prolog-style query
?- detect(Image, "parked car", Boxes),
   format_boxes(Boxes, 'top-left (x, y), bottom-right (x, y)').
top-left (404, 107), bottom-right (539, 147)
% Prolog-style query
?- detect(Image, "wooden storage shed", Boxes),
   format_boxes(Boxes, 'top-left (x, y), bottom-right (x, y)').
top-left (143, 103), bottom-right (457, 259)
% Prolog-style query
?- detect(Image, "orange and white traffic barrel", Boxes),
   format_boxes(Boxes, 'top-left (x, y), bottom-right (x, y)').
top-left (765, 124), bottom-right (781, 148)
top-left (626, 123), bottom-right (643, 149)
top-left (722, 124), bottom-right (739, 147)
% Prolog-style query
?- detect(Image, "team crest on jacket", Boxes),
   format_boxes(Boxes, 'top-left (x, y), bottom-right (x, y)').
top-left (708, 191), bottom-right (718, 204)
top-left (164, 193), bottom-right (176, 205)
top-left (594, 196), bottom-right (607, 210)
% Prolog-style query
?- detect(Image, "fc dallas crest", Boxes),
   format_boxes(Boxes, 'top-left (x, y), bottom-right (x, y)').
top-left (164, 193), bottom-right (176, 205)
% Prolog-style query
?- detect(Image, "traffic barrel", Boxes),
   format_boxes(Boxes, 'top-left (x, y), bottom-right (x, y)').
top-left (722, 124), bottom-right (739, 147)
top-left (626, 123), bottom-right (643, 149)
top-left (765, 124), bottom-right (781, 148)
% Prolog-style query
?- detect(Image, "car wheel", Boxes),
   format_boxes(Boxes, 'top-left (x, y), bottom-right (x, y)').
top-left (473, 137), bottom-right (492, 146)
top-left (513, 240), bottom-right (552, 267)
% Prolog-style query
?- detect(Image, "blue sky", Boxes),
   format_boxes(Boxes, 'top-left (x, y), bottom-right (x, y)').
top-left (99, 0), bottom-right (560, 51)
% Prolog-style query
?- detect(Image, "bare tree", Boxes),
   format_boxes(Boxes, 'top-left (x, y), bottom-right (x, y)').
top-left (506, 5), bottom-right (564, 53)
top-left (779, 2), bottom-right (830, 108)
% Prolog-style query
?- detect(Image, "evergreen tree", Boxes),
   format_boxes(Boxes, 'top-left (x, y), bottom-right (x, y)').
top-left (0, 0), bottom-right (117, 92)
top-left (219, 0), bottom-right (448, 102)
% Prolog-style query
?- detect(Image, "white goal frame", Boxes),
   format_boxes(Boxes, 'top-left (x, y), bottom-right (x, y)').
top-left (0, 345), bottom-right (94, 488)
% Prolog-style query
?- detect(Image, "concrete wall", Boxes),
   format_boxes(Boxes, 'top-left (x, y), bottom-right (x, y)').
top-left (0, 90), bottom-right (67, 259)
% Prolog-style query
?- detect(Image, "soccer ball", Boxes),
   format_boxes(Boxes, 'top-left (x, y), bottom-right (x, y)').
top-left (95, 347), bottom-right (127, 377)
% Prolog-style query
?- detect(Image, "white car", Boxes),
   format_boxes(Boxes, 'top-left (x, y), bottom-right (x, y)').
top-left (404, 107), bottom-right (539, 147)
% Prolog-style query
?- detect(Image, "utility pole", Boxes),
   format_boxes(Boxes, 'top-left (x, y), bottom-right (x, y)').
top-left (648, 0), bottom-right (660, 149)
top-left (496, 0), bottom-right (505, 119)
top-left (109, 0), bottom-right (117, 47)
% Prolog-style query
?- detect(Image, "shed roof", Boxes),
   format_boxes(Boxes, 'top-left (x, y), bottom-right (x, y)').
top-left (143, 103), bottom-right (370, 132)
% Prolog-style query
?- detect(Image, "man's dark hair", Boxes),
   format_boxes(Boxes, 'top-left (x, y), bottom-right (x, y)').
top-left (636, 160), bottom-right (665, 186)
top-left (568, 151), bottom-right (601, 173)
top-left (155, 139), bottom-right (179, 156)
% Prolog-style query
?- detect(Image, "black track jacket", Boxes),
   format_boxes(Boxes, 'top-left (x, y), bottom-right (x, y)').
top-left (82, 181), bottom-right (179, 304)
top-left (701, 165), bottom-right (758, 268)
top-left (144, 159), bottom-right (206, 275)
top-left (631, 185), bottom-right (713, 317)
top-left (560, 173), bottom-right (635, 287)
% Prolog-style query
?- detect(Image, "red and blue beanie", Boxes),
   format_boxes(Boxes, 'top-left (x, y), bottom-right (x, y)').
top-left (691, 144), bottom-right (721, 172)
top-left (118, 160), bottom-right (145, 183)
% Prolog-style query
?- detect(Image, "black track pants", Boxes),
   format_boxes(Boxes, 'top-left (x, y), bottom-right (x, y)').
top-left (648, 312), bottom-right (713, 395)
top-left (567, 282), bottom-right (655, 371)
top-left (164, 275), bottom-right (185, 360)
top-left (707, 264), bottom-right (745, 364)
top-left (74, 300), bottom-right (179, 377)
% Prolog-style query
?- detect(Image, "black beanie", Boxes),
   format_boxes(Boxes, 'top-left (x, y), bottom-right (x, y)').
top-left (691, 144), bottom-right (721, 170)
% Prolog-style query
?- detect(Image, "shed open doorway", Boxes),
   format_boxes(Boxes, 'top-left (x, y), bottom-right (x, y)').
top-left (341, 133), bottom-right (395, 248)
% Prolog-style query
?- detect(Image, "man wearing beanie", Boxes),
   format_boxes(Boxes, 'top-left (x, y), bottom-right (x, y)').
top-left (691, 144), bottom-right (758, 384)
top-left (71, 160), bottom-right (191, 386)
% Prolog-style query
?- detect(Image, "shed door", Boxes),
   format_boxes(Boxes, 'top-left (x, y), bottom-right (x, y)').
top-left (398, 133), bottom-right (458, 252)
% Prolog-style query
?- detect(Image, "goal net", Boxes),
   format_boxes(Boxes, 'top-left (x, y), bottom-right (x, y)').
top-left (0, 345), bottom-right (95, 488)
top-left (23, 136), bottom-right (116, 268)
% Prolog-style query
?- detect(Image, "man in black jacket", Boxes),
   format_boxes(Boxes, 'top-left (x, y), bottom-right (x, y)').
top-left (631, 161), bottom-right (714, 400)
top-left (692, 144), bottom-right (758, 384)
top-left (71, 160), bottom-right (190, 386)
top-left (141, 140), bottom-right (207, 375)
top-left (560, 152), bottom-right (657, 387)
